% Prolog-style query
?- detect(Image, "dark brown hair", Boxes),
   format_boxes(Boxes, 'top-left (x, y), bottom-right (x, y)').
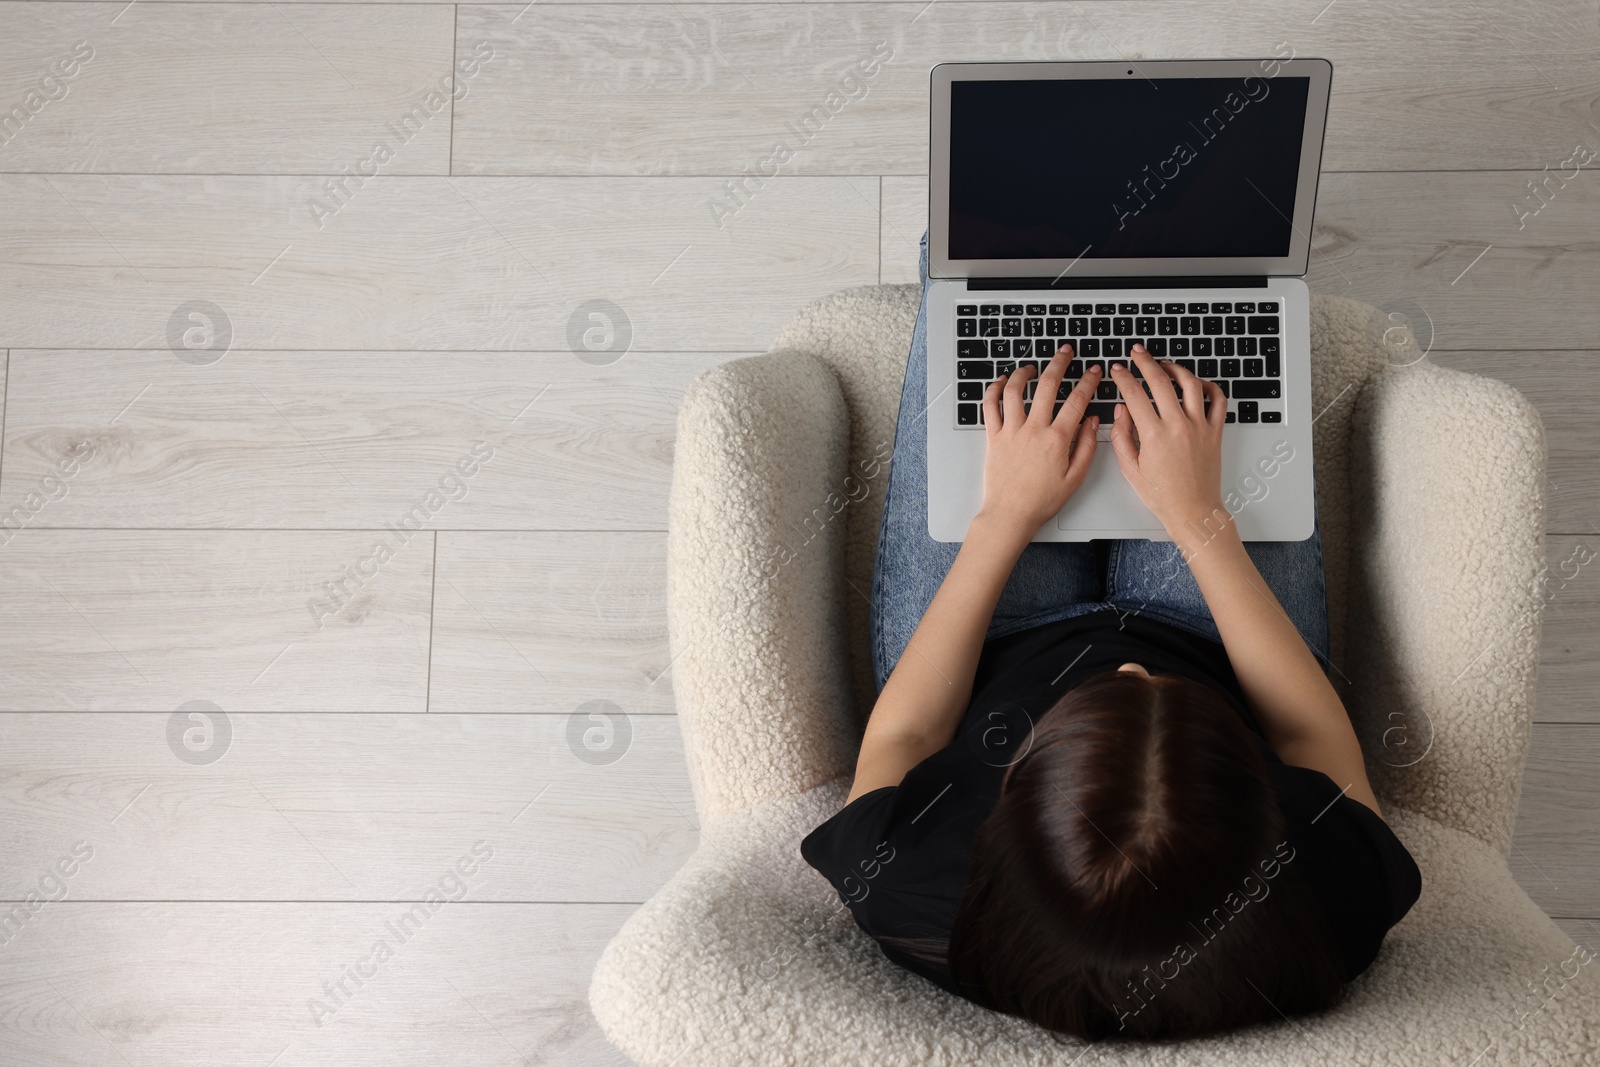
top-left (938, 669), bottom-right (1346, 1042)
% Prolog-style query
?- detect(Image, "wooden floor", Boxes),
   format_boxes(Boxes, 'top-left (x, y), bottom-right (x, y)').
top-left (1, 2), bottom-right (1597, 1063)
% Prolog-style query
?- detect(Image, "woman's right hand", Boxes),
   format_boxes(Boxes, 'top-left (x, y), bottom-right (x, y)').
top-left (1107, 344), bottom-right (1231, 543)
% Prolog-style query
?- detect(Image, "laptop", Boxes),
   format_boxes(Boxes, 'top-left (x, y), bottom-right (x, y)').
top-left (925, 57), bottom-right (1333, 542)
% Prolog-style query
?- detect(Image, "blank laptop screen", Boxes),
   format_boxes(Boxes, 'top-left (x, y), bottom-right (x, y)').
top-left (948, 76), bottom-right (1311, 261)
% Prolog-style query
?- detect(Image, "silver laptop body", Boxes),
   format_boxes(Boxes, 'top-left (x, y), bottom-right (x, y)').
top-left (925, 58), bottom-right (1333, 542)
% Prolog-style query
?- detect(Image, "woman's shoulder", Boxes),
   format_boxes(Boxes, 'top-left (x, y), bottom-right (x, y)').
top-left (1265, 760), bottom-right (1423, 930)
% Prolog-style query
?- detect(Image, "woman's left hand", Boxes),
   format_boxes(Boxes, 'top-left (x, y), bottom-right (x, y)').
top-left (974, 344), bottom-right (1102, 540)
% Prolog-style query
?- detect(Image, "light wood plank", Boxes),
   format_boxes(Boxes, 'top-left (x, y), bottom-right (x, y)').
top-left (452, 1), bottom-right (1600, 175)
top-left (1527, 535), bottom-right (1600, 726)
top-left (0, 902), bottom-right (633, 1066)
top-left (0, 174), bottom-right (880, 350)
top-left (1511, 722), bottom-right (1600, 917)
top-left (1553, 917), bottom-right (1600, 953)
top-left (0, 3), bottom-right (456, 174)
top-left (879, 175), bottom-right (924, 285)
top-left (1, 349), bottom-right (740, 529)
top-left (0, 712), bottom-right (695, 901)
top-left (430, 532), bottom-right (672, 715)
top-left (0, 531), bottom-right (432, 711)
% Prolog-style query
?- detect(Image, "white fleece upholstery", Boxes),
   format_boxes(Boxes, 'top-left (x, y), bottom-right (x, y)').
top-left (591, 286), bottom-right (1600, 1065)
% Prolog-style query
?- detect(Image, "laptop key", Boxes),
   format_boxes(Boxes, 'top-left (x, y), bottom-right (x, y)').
top-left (980, 304), bottom-right (1000, 315)
top-left (1188, 302), bottom-right (1209, 314)
top-left (1216, 336), bottom-right (1235, 357)
top-left (1238, 336), bottom-right (1258, 356)
top-left (1235, 301), bottom-right (1256, 314)
top-left (1260, 336), bottom-right (1281, 356)
top-left (1243, 358), bottom-right (1264, 377)
top-left (995, 361), bottom-right (1016, 377)
top-left (1170, 338), bottom-right (1191, 358)
top-left (1118, 303), bottom-right (1139, 314)
top-left (1261, 409), bottom-right (1282, 423)
top-left (1225, 316), bottom-right (1246, 335)
top-left (1214, 379), bottom-right (1230, 397)
top-left (1197, 358), bottom-right (1218, 377)
top-left (1046, 317), bottom-right (1065, 335)
top-left (1265, 353), bottom-right (1281, 377)
top-left (1103, 339), bottom-right (1124, 358)
top-left (1002, 318), bottom-right (1022, 337)
top-left (1232, 381), bottom-right (1280, 399)
top-left (1248, 316), bottom-right (1280, 334)
top-left (1238, 401), bottom-right (1259, 423)
top-left (1212, 302), bottom-right (1233, 314)
top-left (1026, 304), bottom-right (1047, 315)
top-left (1259, 301), bottom-right (1279, 313)
top-left (1176, 358), bottom-right (1197, 373)
top-left (1193, 337), bottom-right (1213, 358)
top-left (1049, 303), bottom-right (1071, 315)
top-left (1142, 302), bottom-right (1162, 314)
top-left (979, 318), bottom-right (999, 337)
top-left (1096, 381), bottom-right (1119, 400)
top-left (1091, 317), bottom-right (1111, 336)
top-left (1004, 304), bottom-right (1024, 315)
top-left (958, 339), bottom-right (986, 359)
top-left (1113, 317), bottom-right (1133, 335)
top-left (1221, 358), bottom-right (1241, 377)
top-left (957, 319), bottom-right (977, 337)
top-left (1146, 337), bottom-right (1168, 357)
top-left (1203, 316), bottom-right (1223, 335)
top-left (1136, 316), bottom-right (1155, 335)
top-left (958, 381), bottom-right (984, 400)
top-left (958, 360), bottom-right (993, 379)
top-left (1068, 317), bottom-right (1088, 334)
top-left (1181, 316), bottom-right (1201, 336)
top-left (1025, 318), bottom-right (1045, 336)
top-left (987, 339), bottom-right (1010, 358)
top-left (957, 304), bottom-right (977, 316)
top-left (1072, 303), bottom-right (1094, 315)
top-left (1225, 412), bottom-right (1236, 423)
top-left (1095, 303), bottom-right (1116, 314)
top-left (1079, 338), bottom-right (1101, 357)
top-left (1164, 302), bottom-right (1185, 314)
top-left (1086, 401), bottom-right (1118, 421)
top-left (958, 403), bottom-right (979, 426)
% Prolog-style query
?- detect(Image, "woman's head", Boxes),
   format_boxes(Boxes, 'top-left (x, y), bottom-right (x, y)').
top-left (945, 667), bottom-right (1345, 1042)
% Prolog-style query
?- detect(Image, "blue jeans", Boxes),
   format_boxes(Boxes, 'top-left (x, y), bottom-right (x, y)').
top-left (869, 230), bottom-right (1331, 691)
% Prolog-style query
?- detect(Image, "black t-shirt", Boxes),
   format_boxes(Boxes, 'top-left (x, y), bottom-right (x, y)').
top-left (801, 608), bottom-right (1422, 993)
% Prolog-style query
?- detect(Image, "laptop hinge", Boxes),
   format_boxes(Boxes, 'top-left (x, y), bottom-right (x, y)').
top-left (966, 275), bottom-right (1269, 291)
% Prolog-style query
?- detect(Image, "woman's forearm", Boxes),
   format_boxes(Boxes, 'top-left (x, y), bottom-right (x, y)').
top-left (1168, 508), bottom-right (1383, 816)
top-left (860, 512), bottom-right (1031, 754)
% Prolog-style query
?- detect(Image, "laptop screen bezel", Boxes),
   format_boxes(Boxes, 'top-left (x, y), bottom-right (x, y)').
top-left (928, 58), bottom-right (1333, 280)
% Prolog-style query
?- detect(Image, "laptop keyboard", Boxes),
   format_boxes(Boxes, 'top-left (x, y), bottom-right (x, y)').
top-left (953, 299), bottom-right (1284, 428)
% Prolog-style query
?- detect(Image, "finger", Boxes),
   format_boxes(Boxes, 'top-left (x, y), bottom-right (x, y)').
top-left (1066, 413), bottom-right (1099, 478)
top-left (1110, 361), bottom-right (1159, 429)
top-left (1003, 360), bottom-right (1032, 425)
top-left (1204, 378), bottom-right (1229, 431)
top-left (982, 375), bottom-right (1005, 435)
top-left (1130, 344), bottom-right (1181, 416)
top-left (1160, 358), bottom-right (1207, 420)
top-left (1035, 343), bottom-right (1072, 416)
top-left (1053, 358), bottom-right (1101, 428)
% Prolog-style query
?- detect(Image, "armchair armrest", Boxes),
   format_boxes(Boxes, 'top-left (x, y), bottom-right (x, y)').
top-left (667, 351), bottom-right (861, 825)
top-left (1345, 358), bottom-right (1548, 855)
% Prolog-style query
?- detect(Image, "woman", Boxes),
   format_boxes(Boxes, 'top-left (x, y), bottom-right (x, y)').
top-left (800, 232), bottom-right (1421, 1042)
